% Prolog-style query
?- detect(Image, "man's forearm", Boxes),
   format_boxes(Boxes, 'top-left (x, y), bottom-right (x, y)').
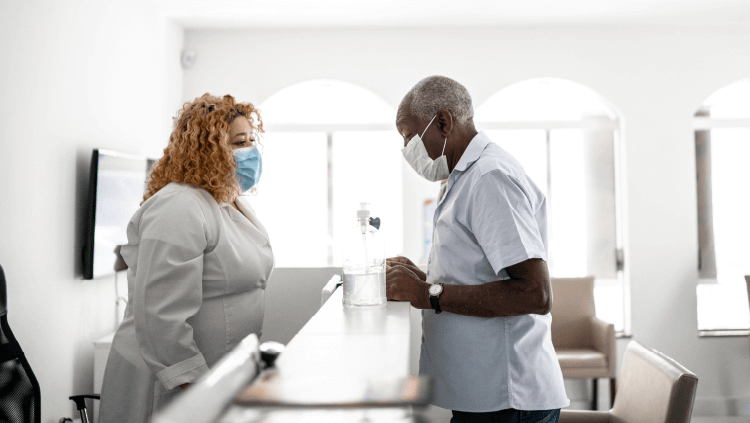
top-left (434, 279), bottom-right (550, 318)
top-left (398, 259), bottom-right (552, 318)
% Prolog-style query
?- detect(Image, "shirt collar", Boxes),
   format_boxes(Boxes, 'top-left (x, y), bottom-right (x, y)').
top-left (453, 131), bottom-right (491, 173)
top-left (436, 131), bottom-right (491, 208)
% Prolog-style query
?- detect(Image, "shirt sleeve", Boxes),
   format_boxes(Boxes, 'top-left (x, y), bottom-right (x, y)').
top-left (468, 170), bottom-right (547, 277)
top-left (131, 188), bottom-right (210, 390)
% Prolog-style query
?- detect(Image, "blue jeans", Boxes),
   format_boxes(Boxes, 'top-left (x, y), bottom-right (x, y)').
top-left (450, 408), bottom-right (560, 423)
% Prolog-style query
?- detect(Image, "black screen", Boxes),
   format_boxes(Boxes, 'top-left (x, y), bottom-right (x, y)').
top-left (83, 149), bottom-right (152, 280)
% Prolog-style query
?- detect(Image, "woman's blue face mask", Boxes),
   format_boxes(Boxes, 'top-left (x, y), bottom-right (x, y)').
top-left (233, 145), bottom-right (262, 191)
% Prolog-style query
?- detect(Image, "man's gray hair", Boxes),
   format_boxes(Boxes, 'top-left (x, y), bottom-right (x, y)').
top-left (406, 76), bottom-right (474, 125)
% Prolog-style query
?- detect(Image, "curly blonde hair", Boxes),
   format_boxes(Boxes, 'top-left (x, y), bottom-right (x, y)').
top-left (144, 93), bottom-right (264, 204)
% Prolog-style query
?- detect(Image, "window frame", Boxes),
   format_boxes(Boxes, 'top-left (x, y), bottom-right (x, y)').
top-left (477, 117), bottom-right (630, 337)
top-left (693, 115), bottom-right (750, 337)
top-left (264, 118), bottom-right (632, 337)
top-left (263, 122), bottom-right (399, 267)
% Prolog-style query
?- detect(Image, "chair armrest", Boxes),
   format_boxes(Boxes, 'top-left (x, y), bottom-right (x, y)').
top-left (559, 410), bottom-right (611, 423)
top-left (590, 316), bottom-right (617, 377)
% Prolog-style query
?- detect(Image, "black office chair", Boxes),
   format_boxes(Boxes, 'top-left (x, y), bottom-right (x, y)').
top-left (65, 394), bottom-right (99, 423)
top-left (0, 263), bottom-right (41, 423)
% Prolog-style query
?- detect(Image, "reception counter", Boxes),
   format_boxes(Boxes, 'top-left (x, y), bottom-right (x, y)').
top-left (258, 285), bottom-right (413, 382)
top-left (156, 283), bottom-right (432, 423)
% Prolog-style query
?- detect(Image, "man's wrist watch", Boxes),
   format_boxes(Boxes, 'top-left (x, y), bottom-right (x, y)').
top-left (428, 283), bottom-right (444, 314)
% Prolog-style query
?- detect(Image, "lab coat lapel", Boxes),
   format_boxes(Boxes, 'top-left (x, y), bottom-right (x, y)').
top-left (233, 196), bottom-right (271, 244)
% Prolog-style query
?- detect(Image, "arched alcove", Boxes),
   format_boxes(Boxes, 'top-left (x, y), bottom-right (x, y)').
top-left (475, 78), bottom-right (618, 122)
top-left (259, 79), bottom-right (395, 125)
top-left (476, 78), bottom-right (625, 332)
top-left (252, 80), bottom-right (402, 267)
top-left (694, 78), bottom-right (750, 333)
top-left (698, 79), bottom-right (750, 119)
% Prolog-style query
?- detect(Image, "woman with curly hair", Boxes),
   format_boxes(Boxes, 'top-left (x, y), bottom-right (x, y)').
top-left (98, 94), bottom-right (273, 423)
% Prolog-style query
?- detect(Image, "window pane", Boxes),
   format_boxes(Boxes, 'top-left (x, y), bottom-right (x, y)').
top-left (710, 128), bottom-right (750, 285)
top-left (484, 130), bottom-right (547, 197)
top-left (250, 132), bottom-right (328, 267)
top-left (477, 79), bottom-right (622, 331)
top-left (595, 284), bottom-right (624, 332)
top-left (486, 129), bottom-right (613, 279)
top-left (697, 283), bottom-right (750, 331)
top-left (549, 129), bottom-right (587, 277)
top-left (332, 131), bottom-right (404, 266)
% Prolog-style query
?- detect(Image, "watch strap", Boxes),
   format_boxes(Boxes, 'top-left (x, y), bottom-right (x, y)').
top-left (429, 284), bottom-right (443, 314)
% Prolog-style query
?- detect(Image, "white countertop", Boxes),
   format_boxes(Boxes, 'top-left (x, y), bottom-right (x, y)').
top-left (271, 288), bottom-right (413, 381)
top-left (217, 288), bottom-right (422, 422)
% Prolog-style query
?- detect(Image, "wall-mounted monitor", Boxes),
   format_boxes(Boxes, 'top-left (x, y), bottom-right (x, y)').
top-left (82, 149), bottom-right (154, 280)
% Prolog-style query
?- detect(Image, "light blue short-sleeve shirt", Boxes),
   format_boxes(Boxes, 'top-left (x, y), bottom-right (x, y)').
top-left (420, 131), bottom-right (569, 412)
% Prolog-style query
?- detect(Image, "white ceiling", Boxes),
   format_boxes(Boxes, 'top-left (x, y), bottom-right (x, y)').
top-left (161, 0), bottom-right (750, 28)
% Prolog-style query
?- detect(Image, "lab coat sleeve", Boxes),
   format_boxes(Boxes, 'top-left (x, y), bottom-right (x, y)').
top-left (131, 188), bottom-right (210, 390)
top-left (468, 170), bottom-right (547, 276)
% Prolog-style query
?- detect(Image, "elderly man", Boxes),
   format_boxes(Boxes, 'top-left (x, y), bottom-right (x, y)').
top-left (386, 76), bottom-right (568, 423)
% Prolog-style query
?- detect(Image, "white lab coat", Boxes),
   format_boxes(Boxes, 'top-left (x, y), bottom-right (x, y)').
top-left (98, 182), bottom-right (274, 423)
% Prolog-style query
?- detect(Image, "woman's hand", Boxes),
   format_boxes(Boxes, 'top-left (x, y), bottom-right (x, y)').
top-left (386, 265), bottom-right (430, 309)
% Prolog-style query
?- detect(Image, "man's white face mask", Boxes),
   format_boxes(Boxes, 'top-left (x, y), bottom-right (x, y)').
top-left (401, 115), bottom-right (450, 182)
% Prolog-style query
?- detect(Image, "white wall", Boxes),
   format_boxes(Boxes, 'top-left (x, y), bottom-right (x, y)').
top-left (1, 7), bottom-right (748, 418)
top-left (183, 25), bottom-right (750, 415)
top-left (0, 2), bottom-right (183, 420)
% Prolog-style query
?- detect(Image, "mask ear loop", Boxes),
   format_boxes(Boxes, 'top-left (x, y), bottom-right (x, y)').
top-left (421, 115), bottom-right (438, 138)
top-left (421, 115), bottom-right (447, 157)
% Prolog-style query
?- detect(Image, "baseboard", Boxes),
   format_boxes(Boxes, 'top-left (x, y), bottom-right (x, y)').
top-left (692, 397), bottom-right (750, 417)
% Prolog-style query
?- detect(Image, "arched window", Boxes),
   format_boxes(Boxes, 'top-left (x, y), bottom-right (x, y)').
top-left (694, 79), bottom-right (750, 335)
top-left (475, 78), bottom-right (626, 332)
top-left (253, 80), bottom-right (402, 267)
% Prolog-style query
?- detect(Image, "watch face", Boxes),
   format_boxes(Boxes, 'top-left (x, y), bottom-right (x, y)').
top-left (429, 284), bottom-right (442, 296)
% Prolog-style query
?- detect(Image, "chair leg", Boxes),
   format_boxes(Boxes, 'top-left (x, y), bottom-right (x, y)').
top-left (610, 377), bottom-right (617, 407)
top-left (591, 378), bottom-right (598, 410)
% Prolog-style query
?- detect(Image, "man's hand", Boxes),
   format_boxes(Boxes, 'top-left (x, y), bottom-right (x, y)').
top-left (386, 256), bottom-right (427, 281)
top-left (386, 256), bottom-right (416, 268)
top-left (386, 265), bottom-right (430, 309)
